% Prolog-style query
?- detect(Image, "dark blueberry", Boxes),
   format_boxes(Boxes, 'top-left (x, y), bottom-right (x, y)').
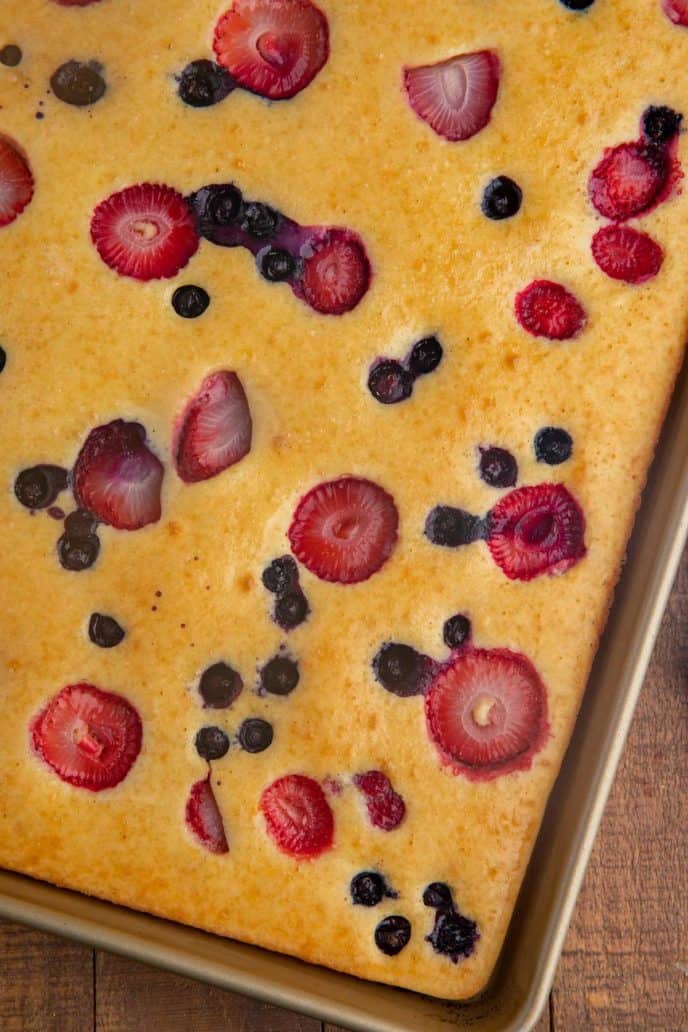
top-left (368, 360), bottom-right (414, 405)
top-left (177, 60), bottom-right (234, 108)
top-left (260, 655), bottom-right (299, 696)
top-left (0, 45), bottom-right (22, 67)
top-left (557, 0), bottom-right (595, 9)
top-left (64, 509), bottom-right (98, 537)
top-left (350, 871), bottom-right (396, 907)
top-left (50, 61), bottom-right (106, 107)
top-left (198, 661), bottom-right (243, 708)
top-left (241, 202), bottom-right (281, 239)
top-left (14, 465), bottom-right (68, 509)
top-left (88, 612), bottom-right (125, 648)
top-left (478, 446), bottom-right (518, 489)
top-left (374, 916), bottom-right (411, 956)
top-left (258, 248), bottom-right (297, 283)
top-left (442, 615), bottom-right (471, 651)
top-left (172, 284), bottom-right (210, 319)
top-left (238, 717), bottom-right (274, 753)
top-left (262, 555), bottom-right (298, 595)
top-left (408, 335), bottom-right (443, 377)
top-left (188, 184), bottom-right (243, 227)
top-left (534, 426), bottom-right (573, 465)
top-left (195, 725), bottom-right (230, 761)
top-left (274, 590), bottom-right (310, 630)
top-left (426, 910), bottom-right (479, 962)
top-left (57, 532), bottom-right (100, 572)
top-left (422, 882), bottom-right (454, 910)
top-left (373, 642), bottom-right (426, 698)
top-left (0, 346), bottom-right (6, 373)
top-left (424, 506), bottom-right (485, 547)
top-left (481, 176), bottom-right (523, 220)
top-left (642, 106), bottom-right (683, 145)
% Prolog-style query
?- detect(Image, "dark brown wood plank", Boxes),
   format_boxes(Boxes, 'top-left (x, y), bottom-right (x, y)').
top-left (552, 550), bottom-right (688, 1031)
top-left (94, 950), bottom-right (320, 1032)
top-left (0, 920), bottom-right (94, 1032)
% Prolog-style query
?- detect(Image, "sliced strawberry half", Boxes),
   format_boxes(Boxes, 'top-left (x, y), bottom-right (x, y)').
top-left (487, 483), bottom-right (586, 581)
top-left (588, 142), bottom-right (668, 222)
top-left (90, 183), bottom-right (199, 281)
top-left (288, 476), bottom-right (398, 584)
top-left (73, 419), bottom-right (164, 531)
top-left (174, 371), bottom-right (252, 484)
top-left (514, 280), bottom-right (586, 341)
top-left (663, 0), bottom-right (688, 26)
top-left (260, 774), bottom-right (334, 858)
top-left (353, 770), bottom-right (406, 831)
top-left (185, 776), bottom-right (229, 854)
top-left (403, 50), bottom-right (500, 142)
top-left (591, 225), bottom-right (664, 284)
top-left (0, 135), bottom-right (34, 228)
top-left (298, 228), bottom-right (371, 315)
top-left (425, 649), bottom-right (549, 781)
top-left (30, 683), bottom-right (142, 791)
top-left (213, 0), bottom-right (329, 101)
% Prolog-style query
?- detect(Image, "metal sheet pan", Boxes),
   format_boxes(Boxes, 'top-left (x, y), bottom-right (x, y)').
top-left (3, 357), bottom-right (688, 1032)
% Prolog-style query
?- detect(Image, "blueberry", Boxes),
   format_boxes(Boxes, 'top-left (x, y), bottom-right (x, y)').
top-left (14, 465), bottom-right (68, 509)
top-left (262, 555), bottom-right (298, 595)
top-left (274, 590), bottom-right (309, 630)
top-left (534, 426), bottom-right (573, 465)
top-left (372, 642), bottom-right (427, 698)
top-left (442, 615), bottom-right (471, 650)
top-left (50, 61), bottom-right (106, 107)
top-left (481, 176), bottom-right (523, 220)
top-left (198, 662), bottom-right (243, 709)
top-left (408, 336), bottom-right (443, 377)
top-left (374, 916), bottom-right (411, 956)
top-left (238, 717), bottom-right (273, 753)
top-left (64, 509), bottom-right (98, 537)
top-left (0, 45), bottom-right (22, 68)
top-left (642, 106), bottom-right (683, 145)
top-left (177, 60), bottom-right (234, 108)
top-left (0, 346), bottom-right (6, 373)
top-left (88, 613), bottom-right (125, 649)
top-left (350, 871), bottom-right (396, 907)
top-left (422, 882), bottom-right (454, 910)
top-left (424, 506), bottom-right (485, 547)
top-left (241, 202), bottom-right (281, 239)
top-left (195, 725), bottom-right (230, 761)
top-left (260, 655), bottom-right (299, 696)
top-left (259, 248), bottom-right (297, 283)
top-left (187, 184), bottom-right (243, 226)
top-left (426, 910), bottom-right (479, 961)
top-left (172, 285), bottom-right (210, 319)
top-left (57, 532), bottom-right (100, 572)
top-left (368, 360), bottom-right (414, 405)
top-left (478, 446), bottom-right (518, 489)
top-left (558, 0), bottom-right (595, 8)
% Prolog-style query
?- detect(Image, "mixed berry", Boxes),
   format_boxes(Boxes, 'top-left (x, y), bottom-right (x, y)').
top-left (173, 371), bottom-right (252, 484)
top-left (186, 776), bottom-right (229, 854)
top-left (403, 50), bottom-right (500, 142)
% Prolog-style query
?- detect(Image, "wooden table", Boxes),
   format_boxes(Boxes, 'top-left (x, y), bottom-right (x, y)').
top-left (2, 554), bottom-right (686, 1032)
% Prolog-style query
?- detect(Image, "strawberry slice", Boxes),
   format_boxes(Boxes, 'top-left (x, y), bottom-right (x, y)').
top-left (0, 135), bottom-right (34, 228)
top-left (185, 776), bottom-right (229, 854)
top-left (90, 183), bottom-right (199, 281)
top-left (299, 228), bottom-right (371, 315)
top-left (403, 51), bottom-right (500, 142)
top-left (514, 280), bottom-right (586, 340)
top-left (591, 225), bottom-right (664, 284)
top-left (288, 476), bottom-right (398, 584)
top-left (30, 683), bottom-right (142, 791)
top-left (353, 770), bottom-right (406, 831)
top-left (588, 142), bottom-right (668, 222)
top-left (425, 649), bottom-right (549, 781)
top-left (213, 0), bottom-right (329, 101)
top-left (260, 774), bottom-right (334, 858)
top-left (487, 483), bottom-right (586, 581)
top-left (663, 0), bottom-right (688, 26)
top-left (73, 419), bottom-right (164, 531)
top-left (174, 370), bottom-right (252, 484)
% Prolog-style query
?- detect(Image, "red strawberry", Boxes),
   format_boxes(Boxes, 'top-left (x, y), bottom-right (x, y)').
top-left (591, 225), bottom-right (664, 284)
top-left (90, 183), bottom-right (199, 281)
top-left (0, 135), bottom-right (34, 228)
top-left (663, 0), bottom-right (688, 25)
top-left (299, 228), bottom-right (371, 315)
top-left (288, 476), bottom-right (398, 584)
top-left (185, 776), bottom-right (229, 854)
top-left (353, 770), bottom-right (406, 831)
top-left (174, 371), bottom-right (252, 484)
top-left (487, 483), bottom-right (586, 581)
top-left (30, 683), bottom-right (142, 791)
top-left (425, 649), bottom-right (549, 781)
top-left (514, 280), bottom-right (586, 341)
top-left (403, 51), bottom-right (500, 142)
top-left (260, 774), bottom-right (334, 858)
top-left (213, 0), bottom-right (329, 101)
top-left (73, 419), bottom-right (164, 531)
top-left (588, 142), bottom-right (668, 222)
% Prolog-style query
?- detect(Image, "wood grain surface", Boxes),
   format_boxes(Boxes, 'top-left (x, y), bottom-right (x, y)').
top-left (1, 553), bottom-right (686, 1031)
